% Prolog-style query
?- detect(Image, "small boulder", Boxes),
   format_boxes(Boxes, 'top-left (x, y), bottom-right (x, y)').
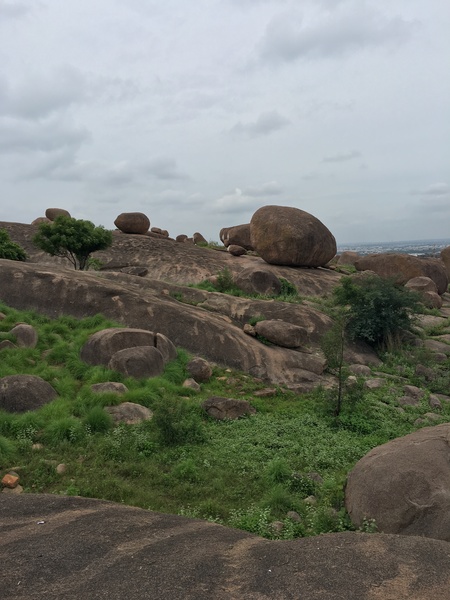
top-left (176, 234), bottom-right (188, 242)
top-left (114, 212), bottom-right (150, 235)
top-left (202, 396), bottom-right (256, 420)
top-left (348, 364), bottom-right (371, 377)
top-left (182, 378), bottom-right (201, 391)
top-left (227, 245), bottom-right (246, 256)
top-left (45, 208), bottom-right (71, 221)
top-left (0, 375), bottom-right (57, 413)
top-left (186, 358), bottom-right (213, 383)
top-left (221, 224), bottom-right (253, 250)
top-left (108, 346), bottom-right (165, 379)
top-left (105, 402), bottom-right (153, 425)
top-left (10, 323), bottom-right (38, 348)
top-left (193, 232), bottom-right (208, 245)
top-left (90, 382), bottom-right (129, 395)
top-left (31, 217), bottom-right (51, 225)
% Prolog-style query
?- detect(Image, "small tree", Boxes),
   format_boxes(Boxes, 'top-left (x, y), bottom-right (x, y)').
top-left (33, 216), bottom-right (112, 270)
top-left (333, 274), bottom-right (420, 350)
top-left (321, 310), bottom-right (348, 416)
top-left (0, 229), bottom-right (27, 261)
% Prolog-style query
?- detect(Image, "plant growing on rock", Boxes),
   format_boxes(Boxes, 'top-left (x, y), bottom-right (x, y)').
top-left (0, 229), bottom-right (27, 261)
top-left (333, 274), bottom-right (421, 350)
top-left (33, 216), bottom-right (112, 270)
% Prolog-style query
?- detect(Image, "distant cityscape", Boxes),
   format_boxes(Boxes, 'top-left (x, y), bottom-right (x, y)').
top-left (337, 239), bottom-right (450, 257)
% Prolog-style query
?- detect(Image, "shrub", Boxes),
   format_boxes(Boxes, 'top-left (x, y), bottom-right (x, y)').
top-left (153, 400), bottom-right (205, 446)
top-left (333, 275), bottom-right (420, 349)
top-left (278, 278), bottom-right (298, 297)
top-left (84, 406), bottom-right (113, 433)
top-left (33, 216), bottom-right (112, 270)
top-left (215, 268), bottom-right (235, 293)
top-left (0, 229), bottom-right (27, 261)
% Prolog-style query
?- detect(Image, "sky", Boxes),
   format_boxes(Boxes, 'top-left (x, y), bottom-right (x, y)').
top-left (0, 0), bottom-right (449, 244)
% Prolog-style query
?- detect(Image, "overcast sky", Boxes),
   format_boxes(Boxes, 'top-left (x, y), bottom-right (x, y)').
top-left (0, 0), bottom-right (449, 244)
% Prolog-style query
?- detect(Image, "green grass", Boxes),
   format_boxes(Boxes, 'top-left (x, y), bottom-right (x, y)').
top-left (0, 300), bottom-right (448, 539)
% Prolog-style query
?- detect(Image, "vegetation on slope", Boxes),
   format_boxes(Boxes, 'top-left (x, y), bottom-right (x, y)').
top-left (0, 301), bottom-right (449, 539)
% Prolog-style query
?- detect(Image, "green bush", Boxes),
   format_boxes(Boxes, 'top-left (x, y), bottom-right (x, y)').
top-left (33, 216), bottom-right (112, 270)
top-left (0, 229), bottom-right (27, 261)
top-left (215, 268), bottom-right (235, 293)
top-left (333, 275), bottom-right (420, 349)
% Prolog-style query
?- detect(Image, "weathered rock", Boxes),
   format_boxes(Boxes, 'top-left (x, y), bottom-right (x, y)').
top-left (176, 234), bottom-right (188, 242)
top-left (415, 364), bottom-right (435, 381)
top-left (186, 358), bottom-right (213, 383)
top-left (355, 254), bottom-right (448, 295)
top-left (441, 246), bottom-right (450, 278)
top-left (348, 364), bottom-right (371, 376)
top-left (345, 423), bottom-right (450, 540)
top-left (31, 217), bottom-right (51, 225)
top-left (5, 494), bottom-right (450, 599)
top-left (114, 212), bottom-right (150, 235)
top-left (2, 484), bottom-right (23, 494)
top-left (182, 378), bottom-right (201, 391)
top-left (90, 382), bottom-right (129, 395)
top-left (424, 339), bottom-right (450, 355)
top-left (0, 340), bottom-right (17, 350)
top-left (364, 378), bottom-right (386, 390)
top-left (80, 328), bottom-right (174, 367)
top-left (234, 266), bottom-right (281, 296)
top-left (429, 394), bottom-right (442, 409)
top-left (45, 208), bottom-right (71, 221)
top-left (0, 374), bottom-right (57, 413)
top-left (227, 245), bottom-right (246, 256)
top-left (254, 319), bottom-right (309, 349)
top-left (120, 267), bottom-right (149, 277)
top-left (2, 473), bottom-right (20, 489)
top-left (336, 251), bottom-right (360, 266)
top-left (0, 259), bottom-right (333, 386)
top-left (108, 346), bottom-right (165, 378)
top-left (405, 276), bottom-right (438, 294)
top-left (202, 396), bottom-right (256, 420)
top-left (422, 291), bottom-right (443, 309)
top-left (193, 232), bottom-right (208, 245)
top-left (404, 384), bottom-right (425, 400)
top-left (105, 402), bottom-right (153, 425)
top-left (250, 205), bottom-right (337, 267)
top-left (10, 323), bottom-right (38, 348)
top-left (221, 224), bottom-right (253, 250)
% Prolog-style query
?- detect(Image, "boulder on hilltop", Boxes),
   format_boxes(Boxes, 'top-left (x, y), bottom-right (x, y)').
top-left (250, 205), bottom-right (337, 267)
top-left (114, 212), bottom-right (150, 234)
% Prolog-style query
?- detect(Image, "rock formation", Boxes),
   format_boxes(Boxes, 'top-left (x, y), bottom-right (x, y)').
top-left (250, 205), bottom-right (337, 267)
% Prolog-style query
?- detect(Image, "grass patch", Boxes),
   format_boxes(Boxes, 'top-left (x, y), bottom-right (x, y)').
top-left (0, 301), bottom-right (446, 539)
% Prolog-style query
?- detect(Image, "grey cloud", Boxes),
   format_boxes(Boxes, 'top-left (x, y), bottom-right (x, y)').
top-left (322, 150), bottom-right (361, 163)
top-left (0, 67), bottom-right (138, 120)
top-left (411, 182), bottom-right (449, 197)
top-left (143, 158), bottom-right (188, 181)
top-left (0, 116), bottom-right (90, 154)
top-left (0, 1), bottom-right (33, 18)
top-left (243, 181), bottom-right (283, 196)
top-left (231, 110), bottom-right (290, 137)
top-left (258, 5), bottom-right (414, 64)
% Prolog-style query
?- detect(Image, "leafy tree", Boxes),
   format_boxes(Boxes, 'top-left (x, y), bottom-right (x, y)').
top-left (0, 229), bottom-right (27, 261)
top-left (333, 274), bottom-right (420, 350)
top-left (33, 216), bottom-right (112, 270)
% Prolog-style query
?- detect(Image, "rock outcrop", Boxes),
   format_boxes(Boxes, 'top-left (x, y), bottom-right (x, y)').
top-left (355, 254), bottom-right (448, 295)
top-left (45, 208), bottom-right (71, 221)
top-left (3, 494), bottom-right (450, 600)
top-left (220, 223), bottom-right (253, 250)
top-left (250, 205), bottom-right (337, 267)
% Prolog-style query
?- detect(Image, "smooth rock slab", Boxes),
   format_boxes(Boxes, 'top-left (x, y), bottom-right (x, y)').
top-left (2, 495), bottom-right (450, 599)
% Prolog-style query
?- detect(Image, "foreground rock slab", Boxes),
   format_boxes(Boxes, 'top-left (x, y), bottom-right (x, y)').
top-left (2, 495), bottom-right (450, 600)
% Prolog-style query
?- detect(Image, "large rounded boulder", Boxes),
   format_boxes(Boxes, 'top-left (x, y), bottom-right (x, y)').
top-left (345, 424), bottom-right (450, 541)
top-left (250, 206), bottom-right (337, 267)
top-left (114, 212), bottom-right (150, 235)
top-left (234, 266), bottom-right (281, 296)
